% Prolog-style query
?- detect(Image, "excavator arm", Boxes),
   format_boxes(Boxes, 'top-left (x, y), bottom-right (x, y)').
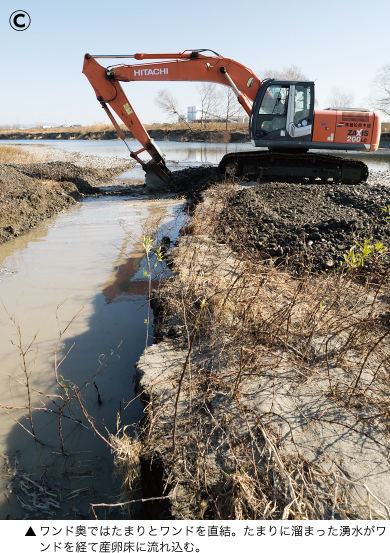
top-left (82, 51), bottom-right (261, 187)
top-left (83, 50), bottom-right (378, 187)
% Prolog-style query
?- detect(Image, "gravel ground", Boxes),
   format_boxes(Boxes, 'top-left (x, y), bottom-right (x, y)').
top-left (165, 162), bottom-right (390, 273)
top-left (11, 143), bottom-right (133, 170)
top-left (215, 169), bottom-right (390, 274)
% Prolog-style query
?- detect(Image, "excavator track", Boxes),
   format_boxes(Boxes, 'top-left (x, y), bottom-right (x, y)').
top-left (218, 151), bottom-right (369, 185)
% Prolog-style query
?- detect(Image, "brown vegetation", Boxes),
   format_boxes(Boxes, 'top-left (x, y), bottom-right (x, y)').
top-left (118, 179), bottom-right (390, 520)
top-left (0, 121), bottom-right (249, 135)
top-left (0, 144), bottom-right (44, 164)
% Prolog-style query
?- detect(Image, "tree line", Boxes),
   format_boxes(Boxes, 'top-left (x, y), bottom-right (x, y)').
top-left (155, 84), bottom-right (247, 130)
top-left (155, 63), bottom-right (390, 126)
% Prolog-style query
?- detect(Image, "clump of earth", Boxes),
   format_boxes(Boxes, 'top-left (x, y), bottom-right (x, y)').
top-left (169, 165), bottom-right (222, 207)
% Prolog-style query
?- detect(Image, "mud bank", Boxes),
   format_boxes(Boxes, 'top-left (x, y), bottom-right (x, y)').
top-left (2, 129), bottom-right (390, 146)
top-left (0, 128), bottom-right (250, 144)
top-left (0, 149), bottom-right (134, 244)
top-left (130, 169), bottom-right (390, 520)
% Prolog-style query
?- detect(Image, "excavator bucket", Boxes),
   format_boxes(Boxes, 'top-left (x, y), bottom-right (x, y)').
top-left (144, 161), bottom-right (171, 190)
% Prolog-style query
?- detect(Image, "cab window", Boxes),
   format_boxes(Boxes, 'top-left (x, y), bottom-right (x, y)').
top-left (294, 85), bottom-right (311, 126)
top-left (259, 85), bottom-right (289, 115)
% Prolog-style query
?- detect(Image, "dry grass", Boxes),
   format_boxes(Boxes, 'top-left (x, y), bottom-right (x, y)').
top-left (0, 145), bottom-right (44, 165)
top-left (115, 179), bottom-right (390, 520)
top-left (74, 123), bottom-right (113, 133)
top-left (145, 121), bottom-right (249, 132)
top-left (109, 425), bottom-right (142, 518)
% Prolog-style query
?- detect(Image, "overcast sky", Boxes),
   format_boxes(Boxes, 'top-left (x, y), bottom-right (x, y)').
top-left (1, 0), bottom-right (389, 127)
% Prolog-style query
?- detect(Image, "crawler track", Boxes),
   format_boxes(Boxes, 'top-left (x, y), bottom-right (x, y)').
top-left (219, 151), bottom-right (369, 184)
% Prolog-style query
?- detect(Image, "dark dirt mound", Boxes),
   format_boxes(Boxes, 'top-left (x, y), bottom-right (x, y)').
top-left (0, 161), bottom-right (131, 244)
top-left (168, 166), bottom-right (222, 207)
top-left (218, 179), bottom-right (390, 273)
top-left (18, 161), bottom-right (130, 194)
top-left (0, 165), bottom-right (77, 242)
top-left (163, 166), bottom-right (390, 274)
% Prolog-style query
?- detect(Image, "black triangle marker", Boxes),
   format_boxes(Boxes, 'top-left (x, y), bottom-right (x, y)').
top-left (25, 527), bottom-right (36, 537)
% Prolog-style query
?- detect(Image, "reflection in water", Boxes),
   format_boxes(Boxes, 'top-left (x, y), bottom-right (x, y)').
top-left (101, 235), bottom-right (149, 302)
top-left (101, 233), bottom-right (162, 304)
top-left (0, 194), bottom-right (184, 519)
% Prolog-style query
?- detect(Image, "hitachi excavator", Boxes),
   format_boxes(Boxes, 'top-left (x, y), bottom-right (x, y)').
top-left (82, 50), bottom-right (381, 188)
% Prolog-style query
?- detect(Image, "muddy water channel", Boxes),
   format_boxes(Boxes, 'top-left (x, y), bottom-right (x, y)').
top-left (0, 192), bottom-right (184, 519)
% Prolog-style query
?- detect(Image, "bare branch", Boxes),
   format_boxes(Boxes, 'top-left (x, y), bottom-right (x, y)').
top-left (261, 64), bottom-right (308, 81)
top-left (196, 83), bottom-right (221, 128)
top-left (155, 89), bottom-right (193, 131)
top-left (326, 87), bottom-right (355, 109)
top-left (371, 63), bottom-right (390, 116)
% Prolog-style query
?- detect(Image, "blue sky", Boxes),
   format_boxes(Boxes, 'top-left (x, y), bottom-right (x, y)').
top-left (0, 0), bottom-right (389, 126)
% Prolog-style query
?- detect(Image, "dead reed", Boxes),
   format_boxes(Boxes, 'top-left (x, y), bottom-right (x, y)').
top-left (117, 179), bottom-right (390, 520)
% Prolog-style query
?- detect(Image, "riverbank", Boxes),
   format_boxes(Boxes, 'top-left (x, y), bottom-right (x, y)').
top-left (1, 126), bottom-right (390, 146)
top-left (128, 168), bottom-right (390, 520)
top-left (0, 144), bottom-right (135, 244)
top-left (0, 125), bottom-right (250, 144)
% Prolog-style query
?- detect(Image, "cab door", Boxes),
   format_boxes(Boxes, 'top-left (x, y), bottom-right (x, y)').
top-left (250, 80), bottom-right (314, 147)
top-left (286, 84), bottom-right (313, 138)
top-left (252, 83), bottom-right (291, 139)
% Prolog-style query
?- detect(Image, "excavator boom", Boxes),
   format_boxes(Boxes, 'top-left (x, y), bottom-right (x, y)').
top-left (82, 51), bottom-right (260, 187)
top-left (83, 51), bottom-right (380, 187)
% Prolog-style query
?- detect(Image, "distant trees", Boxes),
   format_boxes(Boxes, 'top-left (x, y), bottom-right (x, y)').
top-left (261, 64), bottom-right (308, 81)
top-left (197, 84), bottom-right (248, 128)
top-left (219, 87), bottom-right (246, 129)
top-left (371, 63), bottom-right (390, 116)
top-left (155, 82), bottom-right (248, 129)
top-left (326, 87), bottom-right (355, 108)
top-left (196, 83), bottom-right (220, 128)
top-left (154, 89), bottom-right (192, 131)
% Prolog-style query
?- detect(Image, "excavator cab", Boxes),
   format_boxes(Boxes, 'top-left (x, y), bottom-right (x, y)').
top-left (250, 80), bottom-right (314, 150)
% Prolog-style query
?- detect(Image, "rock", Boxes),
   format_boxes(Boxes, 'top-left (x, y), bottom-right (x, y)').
top-left (322, 259), bottom-right (334, 269)
top-left (269, 245), bottom-right (283, 257)
top-left (167, 325), bottom-right (184, 338)
top-left (310, 232), bottom-right (322, 241)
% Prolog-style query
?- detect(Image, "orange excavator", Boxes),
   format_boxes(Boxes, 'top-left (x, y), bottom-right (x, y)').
top-left (83, 50), bottom-right (381, 188)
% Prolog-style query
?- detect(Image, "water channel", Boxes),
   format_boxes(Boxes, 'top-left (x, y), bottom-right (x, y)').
top-left (0, 138), bottom-right (389, 520)
top-left (0, 178), bottom-right (185, 519)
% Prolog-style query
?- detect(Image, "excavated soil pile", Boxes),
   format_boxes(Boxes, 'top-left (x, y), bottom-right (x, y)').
top-left (21, 161), bottom-right (126, 193)
top-left (167, 166), bottom-right (390, 273)
top-left (169, 166), bottom-right (222, 206)
top-left (217, 175), bottom-right (390, 273)
top-left (0, 160), bottom-right (131, 243)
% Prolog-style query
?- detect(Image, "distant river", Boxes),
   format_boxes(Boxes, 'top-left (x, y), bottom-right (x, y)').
top-left (2, 139), bottom-right (390, 175)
